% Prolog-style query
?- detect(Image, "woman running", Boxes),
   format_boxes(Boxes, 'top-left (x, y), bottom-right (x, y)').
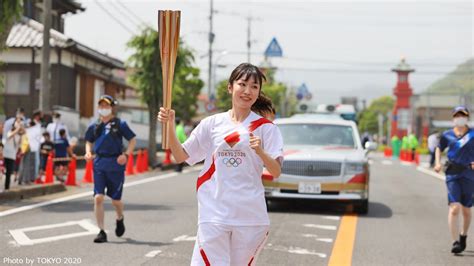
top-left (158, 63), bottom-right (283, 265)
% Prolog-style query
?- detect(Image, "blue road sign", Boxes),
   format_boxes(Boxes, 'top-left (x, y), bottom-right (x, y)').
top-left (264, 37), bottom-right (283, 57)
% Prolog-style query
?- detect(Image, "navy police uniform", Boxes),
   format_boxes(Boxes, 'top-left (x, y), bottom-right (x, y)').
top-left (439, 128), bottom-right (474, 207)
top-left (85, 118), bottom-right (136, 200)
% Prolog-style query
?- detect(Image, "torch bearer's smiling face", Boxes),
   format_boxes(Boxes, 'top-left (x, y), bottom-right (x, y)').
top-left (228, 77), bottom-right (260, 110)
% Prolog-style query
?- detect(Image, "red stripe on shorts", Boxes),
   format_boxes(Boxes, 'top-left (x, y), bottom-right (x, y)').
top-left (200, 248), bottom-right (211, 266)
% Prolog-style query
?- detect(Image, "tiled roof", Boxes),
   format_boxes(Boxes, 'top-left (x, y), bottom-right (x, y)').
top-left (5, 17), bottom-right (124, 69)
top-left (6, 17), bottom-right (72, 48)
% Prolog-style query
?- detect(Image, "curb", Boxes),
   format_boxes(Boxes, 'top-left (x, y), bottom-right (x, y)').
top-left (0, 184), bottom-right (67, 203)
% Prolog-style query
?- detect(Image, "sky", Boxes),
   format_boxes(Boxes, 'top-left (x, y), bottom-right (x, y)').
top-left (65, 0), bottom-right (473, 106)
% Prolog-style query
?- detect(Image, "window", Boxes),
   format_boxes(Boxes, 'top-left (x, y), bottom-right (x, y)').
top-left (4, 71), bottom-right (30, 95)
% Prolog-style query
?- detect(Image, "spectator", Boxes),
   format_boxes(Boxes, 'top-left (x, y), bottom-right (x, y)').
top-left (3, 119), bottom-right (23, 190)
top-left (27, 110), bottom-right (44, 181)
top-left (0, 143), bottom-right (5, 191)
top-left (2, 107), bottom-right (25, 140)
top-left (39, 132), bottom-right (54, 181)
top-left (47, 112), bottom-right (70, 142)
top-left (408, 133), bottom-right (419, 161)
top-left (175, 118), bottom-right (187, 172)
top-left (18, 121), bottom-right (32, 185)
top-left (54, 129), bottom-right (74, 183)
top-left (428, 131), bottom-right (441, 168)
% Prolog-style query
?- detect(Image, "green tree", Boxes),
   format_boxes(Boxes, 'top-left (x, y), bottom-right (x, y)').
top-left (358, 96), bottom-right (394, 134)
top-left (127, 27), bottom-right (203, 165)
top-left (0, 0), bottom-right (22, 51)
top-left (0, 0), bottom-right (23, 114)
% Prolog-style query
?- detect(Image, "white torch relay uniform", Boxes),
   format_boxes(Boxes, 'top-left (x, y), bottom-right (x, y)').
top-left (183, 111), bottom-right (283, 266)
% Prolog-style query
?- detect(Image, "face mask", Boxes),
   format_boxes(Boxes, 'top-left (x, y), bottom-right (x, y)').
top-left (453, 117), bottom-right (468, 127)
top-left (98, 108), bottom-right (112, 117)
top-left (53, 118), bottom-right (59, 123)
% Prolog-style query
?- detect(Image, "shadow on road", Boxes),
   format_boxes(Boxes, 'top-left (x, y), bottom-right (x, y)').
top-left (108, 237), bottom-right (171, 247)
top-left (267, 199), bottom-right (392, 218)
top-left (41, 201), bottom-right (173, 213)
top-left (363, 201), bottom-right (393, 218)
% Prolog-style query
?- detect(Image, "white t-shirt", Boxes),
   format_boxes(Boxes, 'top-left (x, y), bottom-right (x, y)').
top-left (46, 121), bottom-right (70, 141)
top-left (182, 111), bottom-right (284, 226)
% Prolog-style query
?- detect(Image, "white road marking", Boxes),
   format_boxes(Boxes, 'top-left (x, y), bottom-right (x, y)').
top-left (400, 161), bottom-right (414, 166)
top-left (322, 216), bottom-right (340, 221)
top-left (289, 247), bottom-right (327, 257)
top-left (0, 166), bottom-right (202, 218)
top-left (381, 160), bottom-right (393, 165)
top-left (416, 166), bottom-right (445, 181)
top-left (145, 250), bottom-right (162, 258)
top-left (303, 224), bottom-right (337, 231)
top-left (265, 244), bottom-right (326, 258)
top-left (173, 235), bottom-right (197, 242)
top-left (316, 238), bottom-right (333, 243)
top-left (9, 219), bottom-right (99, 246)
top-left (301, 234), bottom-right (333, 243)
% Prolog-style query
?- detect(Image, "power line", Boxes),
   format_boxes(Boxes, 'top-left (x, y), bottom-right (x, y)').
top-left (94, 0), bottom-right (136, 35)
top-left (108, 1), bottom-right (142, 29)
top-left (116, 0), bottom-right (149, 26)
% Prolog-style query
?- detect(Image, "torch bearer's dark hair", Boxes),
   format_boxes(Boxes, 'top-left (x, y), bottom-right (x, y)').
top-left (228, 63), bottom-right (274, 116)
top-left (228, 63), bottom-right (266, 89)
top-left (251, 93), bottom-right (275, 118)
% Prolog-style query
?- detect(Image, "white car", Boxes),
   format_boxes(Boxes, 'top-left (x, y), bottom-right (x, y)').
top-left (263, 117), bottom-right (375, 214)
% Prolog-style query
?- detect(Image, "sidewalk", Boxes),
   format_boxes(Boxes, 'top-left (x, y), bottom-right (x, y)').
top-left (0, 151), bottom-right (180, 206)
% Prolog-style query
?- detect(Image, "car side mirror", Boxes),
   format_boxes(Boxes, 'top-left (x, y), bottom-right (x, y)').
top-left (365, 141), bottom-right (377, 151)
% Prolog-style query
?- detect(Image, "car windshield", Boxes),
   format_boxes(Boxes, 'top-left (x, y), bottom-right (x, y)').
top-left (278, 123), bottom-right (357, 148)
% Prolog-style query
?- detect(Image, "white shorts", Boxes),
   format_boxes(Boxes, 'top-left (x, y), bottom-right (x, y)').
top-left (190, 223), bottom-right (269, 266)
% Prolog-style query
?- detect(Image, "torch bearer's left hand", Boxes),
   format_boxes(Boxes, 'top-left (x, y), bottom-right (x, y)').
top-left (157, 107), bottom-right (176, 125)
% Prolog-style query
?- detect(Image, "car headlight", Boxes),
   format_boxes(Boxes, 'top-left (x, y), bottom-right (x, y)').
top-left (344, 162), bottom-right (365, 175)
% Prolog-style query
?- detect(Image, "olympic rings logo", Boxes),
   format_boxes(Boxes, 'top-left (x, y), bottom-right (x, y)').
top-left (222, 157), bottom-right (242, 167)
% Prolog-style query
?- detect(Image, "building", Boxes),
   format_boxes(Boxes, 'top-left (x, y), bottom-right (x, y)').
top-left (0, 0), bottom-right (132, 137)
top-left (390, 58), bottom-right (415, 138)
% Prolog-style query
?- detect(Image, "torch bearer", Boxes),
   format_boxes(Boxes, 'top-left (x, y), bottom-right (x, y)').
top-left (158, 10), bottom-right (181, 149)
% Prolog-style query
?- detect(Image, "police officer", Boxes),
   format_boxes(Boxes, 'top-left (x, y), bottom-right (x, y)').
top-left (435, 106), bottom-right (474, 254)
top-left (85, 95), bottom-right (136, 243)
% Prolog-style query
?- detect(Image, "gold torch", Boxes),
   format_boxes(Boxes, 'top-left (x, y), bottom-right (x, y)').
top-left (158, 10), bottom-right (180, 149)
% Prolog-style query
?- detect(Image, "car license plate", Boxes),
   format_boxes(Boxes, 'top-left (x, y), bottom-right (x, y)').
top-left (298, 182), bottom-right (321, 194)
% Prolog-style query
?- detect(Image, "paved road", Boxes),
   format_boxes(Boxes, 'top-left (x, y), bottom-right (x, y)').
top-left (1, 154), bottom-right (473, 265)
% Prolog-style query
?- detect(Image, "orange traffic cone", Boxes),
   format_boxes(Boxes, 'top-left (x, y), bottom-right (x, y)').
top-left (415, 152), bottom-right (420, 166)
top-left (163, 149), bottom-right (172, 165)
top-left (126, 152), bottom-right (135, 176)
top-left (142, 149), bottom-right (149, 172)
top-left (135, 150), bottom-right (143, 173)
top-left (82, 160), bottom-right (94, 183)
top-left (66, 157), bottom-right (77, 186)
top-left (35, 176), bottom-right (43, 184)
top-left (44, 153), bottom-right (54, 184)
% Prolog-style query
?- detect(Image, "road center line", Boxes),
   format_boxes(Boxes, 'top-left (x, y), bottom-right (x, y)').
top-left (0, 166), bottom-right (201, 218)
top-left (328, 214), bottom-right (358, 266)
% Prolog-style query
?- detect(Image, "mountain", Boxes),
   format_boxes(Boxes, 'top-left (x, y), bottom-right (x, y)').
top-left (425, 58), bottom-right (474, 94)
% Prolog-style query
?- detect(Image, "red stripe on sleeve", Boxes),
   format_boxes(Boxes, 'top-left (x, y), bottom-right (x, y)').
top-left (249, 118), bottom-right (273, 132)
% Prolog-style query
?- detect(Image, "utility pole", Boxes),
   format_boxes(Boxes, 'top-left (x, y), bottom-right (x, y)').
top-left (208, 0), bottom-right (214, 99)
top-left (39, 0), bottom-right (52, 112)
top-left (247, 16), bottom-right (251, 63)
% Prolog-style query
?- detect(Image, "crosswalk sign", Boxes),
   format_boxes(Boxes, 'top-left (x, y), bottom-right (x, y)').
top-left (264, 37), bottom-right (283, 57)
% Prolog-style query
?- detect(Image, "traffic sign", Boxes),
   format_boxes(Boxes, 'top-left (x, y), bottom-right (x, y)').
top-left (264, 37), bottom-right (283, 57)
